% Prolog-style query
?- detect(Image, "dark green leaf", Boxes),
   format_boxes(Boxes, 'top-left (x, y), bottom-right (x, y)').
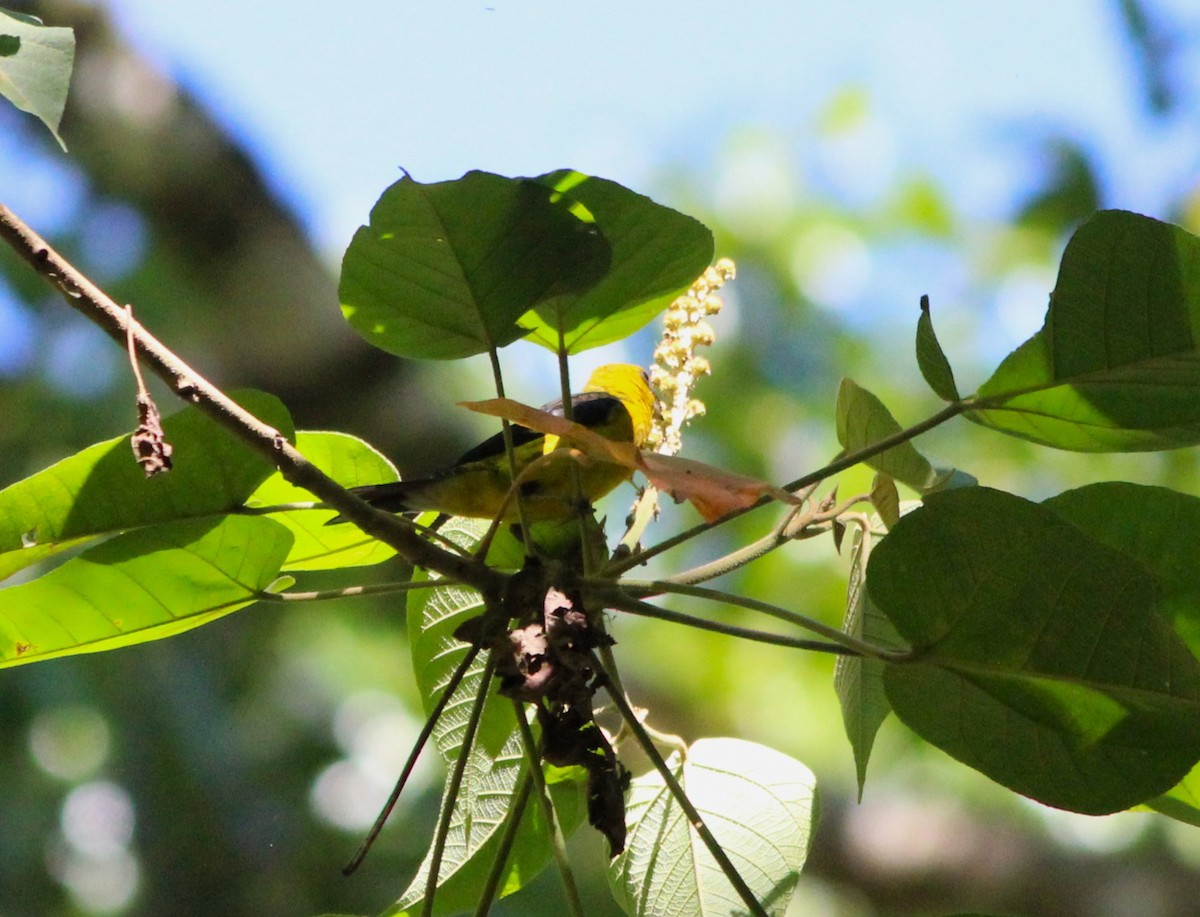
top-left (1043, 482), bottom-right (1200, 662)
top-left (0, 515), bottom-right (292, 667)
top-left (915, 294), bottom-right (960, 401)
top-left (520, 171), bottom-right (715, 353)
top-left (968, 210), bottom-right (1200, 451)
top-left (340, 171), bottom-right (609, 360)
top-left (0, 391), bottom-right (293, 582)
top-left (0, 10), bottom-right (73, 149)
top-left (870, 486), bottom-right (1200, 814)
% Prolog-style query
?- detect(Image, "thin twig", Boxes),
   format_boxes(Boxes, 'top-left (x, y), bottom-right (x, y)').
top-left (604, 593), bottom-right (860, 655)
top-left (513, 700), bottom-right (585, 916)
top-left (605, 402), bottom-right (965, 577)
top-left (421, 652), bottom-right (498, 917)
top-left (342, 643), bottom-right (482, 875)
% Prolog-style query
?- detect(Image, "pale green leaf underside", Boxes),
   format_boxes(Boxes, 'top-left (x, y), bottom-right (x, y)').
top-left (609, 738), bottom-right (818, 917)
top-left (0, 10), bottom-right (74, 149)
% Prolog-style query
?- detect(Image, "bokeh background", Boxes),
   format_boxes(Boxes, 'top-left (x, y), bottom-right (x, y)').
top-left (3, 1), bottom-right (1200, 915)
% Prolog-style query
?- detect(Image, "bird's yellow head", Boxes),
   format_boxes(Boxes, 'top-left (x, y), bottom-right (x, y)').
top-left (583, 364), bottom-right (656, 447)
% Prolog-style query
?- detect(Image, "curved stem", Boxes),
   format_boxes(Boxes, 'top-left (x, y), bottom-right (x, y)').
top-left (605, 401), bottom-right (965, 577)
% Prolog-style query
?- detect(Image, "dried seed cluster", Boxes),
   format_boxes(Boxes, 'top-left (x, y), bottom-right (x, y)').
top-left (648, 258), bottom-right (735, 455)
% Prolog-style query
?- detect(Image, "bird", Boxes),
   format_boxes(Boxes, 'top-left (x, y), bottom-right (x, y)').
top-left (339, 364), bottom-right (655, 522)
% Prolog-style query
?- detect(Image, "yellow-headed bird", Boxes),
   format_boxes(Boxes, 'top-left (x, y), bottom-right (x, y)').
top-left (344, 364), bottom-right (655, 521)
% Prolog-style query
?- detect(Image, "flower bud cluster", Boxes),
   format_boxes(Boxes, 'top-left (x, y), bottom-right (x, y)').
top-left (648, 258), bottom-right (735, 455)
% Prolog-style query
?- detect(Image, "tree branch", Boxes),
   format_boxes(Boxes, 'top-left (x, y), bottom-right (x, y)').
top-left (0, 201), bottom-right (502, 596)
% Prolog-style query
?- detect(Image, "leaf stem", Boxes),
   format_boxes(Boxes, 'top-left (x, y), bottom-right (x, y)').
top-left (611, 580), bottom-right (905, 661)
top-left (472, 773), bottom-right (534, 917)
top-left (343, 642), bottom-right (482, 875)
top-left (606, 593), bottom-right (860, 655)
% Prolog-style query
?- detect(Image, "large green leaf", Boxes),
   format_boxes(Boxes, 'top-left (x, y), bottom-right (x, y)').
top-left (0, 515), bottom-right (292, 668)
top-left (0, 10), bottom-right (74, 150)
top-left (519, 171), bottom-right (715, 353)
top-left (391, 520), bottom-right (584, 914)
top-left (609, 738), bottom-right (818, 917)
top-left (247, 431), bottom-right (398, 571)
top-left (1042, 481), bottom-right (1200, 663)
top-left (0, 391), bottom-right (293, 582)
top-left (340, 171), bottom-right (610, 360)
top-left (869, 486), bottom-right (1200, 814)
top-left (968, 210), bottom-right (1200, 451)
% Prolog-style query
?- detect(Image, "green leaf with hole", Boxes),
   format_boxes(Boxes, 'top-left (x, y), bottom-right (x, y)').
top-left (247, 431), bottom-right (398, 571)
top-left (870, 486), bottom-right (1200, 813)
top-left (0, 391), bottom-right (293, 582)
top-left (609, 738), bottom-right (818, 917)
top-left (0, 10), bottom-right (73, 149)
top-left (340, 171), bottom-right (610, 360)
top-left (968, 210), bottom-right (1200, 451)
top-left (0, 515), bottom-right (291, 667)
top-left (519, 171), bottom-right (715, 353)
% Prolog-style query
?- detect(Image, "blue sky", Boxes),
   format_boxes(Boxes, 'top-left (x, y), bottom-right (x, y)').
top-left (100, 1), bottom-right (1182, 257)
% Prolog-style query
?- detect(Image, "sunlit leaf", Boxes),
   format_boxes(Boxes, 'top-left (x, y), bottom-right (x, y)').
top-left (0, 515), bottom-right (291, 667)
top-left (520, 171), bottom-right (714, 353)
top-left (0, 391), bottom-right (293, 582)
top-left (609, 738), bottom-right (818, 917)
top-left (870, 486), bottom-right (1200, 813)
top-left (340, 171), bottom-right (609, 360)
top-left (247, 431), bottom-right (398, 571)
top-left (968, 210), bottom-right (1200, 451)
top-left (0, 10), bottom-right (73, 149)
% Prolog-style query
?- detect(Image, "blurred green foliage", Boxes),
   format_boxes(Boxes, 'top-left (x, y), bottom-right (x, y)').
top-left (4, 2), bottom-right (1200, 916)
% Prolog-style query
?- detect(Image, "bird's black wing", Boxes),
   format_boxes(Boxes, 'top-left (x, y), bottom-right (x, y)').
top-left (451, 391), bottom-right (626, 466)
